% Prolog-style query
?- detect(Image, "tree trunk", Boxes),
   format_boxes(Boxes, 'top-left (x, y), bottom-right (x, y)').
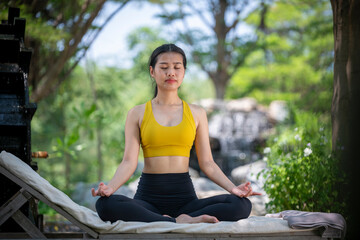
top-left (177, 0), bottom-right (251, 100)
top-left (330, 0), bottom-right (360, 238)
top-left (214, 80), bottom-right (227, 99)
top-left (211, 0), bottom-right (230, 99)
top-left (211, 71), bottom-right (229, 99)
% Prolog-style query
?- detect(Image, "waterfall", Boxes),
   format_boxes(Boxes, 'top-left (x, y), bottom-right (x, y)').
top-left (190, 98), bottom-right (286, 176)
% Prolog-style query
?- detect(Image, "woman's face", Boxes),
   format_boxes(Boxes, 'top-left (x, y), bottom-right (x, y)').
top-left (150, 52), bottom-right (185, 93)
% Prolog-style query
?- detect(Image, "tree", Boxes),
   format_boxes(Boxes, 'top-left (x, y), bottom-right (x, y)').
top-left (330, 0), bottom-right (360, 238)
top-left (157, 0), bottom-right (262, 99)
top-left (228, 0), bottom-right (334, 113)
top-left (0, 0), bottom-right (129, 102)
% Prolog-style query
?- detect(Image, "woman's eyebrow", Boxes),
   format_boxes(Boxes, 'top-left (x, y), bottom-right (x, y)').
top-left (159, 62), bottom-right (183, 65)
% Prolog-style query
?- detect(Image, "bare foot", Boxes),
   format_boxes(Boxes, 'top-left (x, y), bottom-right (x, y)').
top-left (175, 214), bottom-right (219, 224)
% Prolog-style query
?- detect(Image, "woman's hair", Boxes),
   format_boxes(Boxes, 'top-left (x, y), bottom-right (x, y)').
top-left (148, 43), bottom-right (187, 98)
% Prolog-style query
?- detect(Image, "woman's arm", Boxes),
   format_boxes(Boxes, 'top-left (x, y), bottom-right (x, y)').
top-left (194, 107), bottom-right (236, 193)
top-left (92, 107), bottom-right (141, 197)
top-left (194, 106), bottom-right (261, 197)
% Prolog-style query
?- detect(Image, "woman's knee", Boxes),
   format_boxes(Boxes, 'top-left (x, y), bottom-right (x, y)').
top-left (96, 195), bottom-right (129, 221)
top-left (228, 195), bottom-right (252, 219)
top-left (96, 196), bottom-right (112, 219)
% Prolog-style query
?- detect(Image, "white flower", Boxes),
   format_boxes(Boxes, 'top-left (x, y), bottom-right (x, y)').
top-left (307, 143), bottom-right (311, 147)
top-left (263, 157), bottom-right (268, 162)
top-left (75, 144), bottom-right (85, 151)
top-left (304, 147), bottom-right (312, 157)
top-left (294, 134), bottom-right (301, 141)
top-left (263, 147), bottom-right (271, 154)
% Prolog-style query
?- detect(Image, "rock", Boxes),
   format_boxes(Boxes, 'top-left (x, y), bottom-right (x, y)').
top-left (189, 167), bottom-right (200, 178)
top-left (191, 177), bottom-right (223, 192)
top-left (72, 180), bottom-right (138, 211)
top-left (195, 98), bottom-right (225, 113)
top-left (226, 97), bottom-right (258, 112)
top-left (268, 100), bottom-right (288, 123)
top-left (114, 185), bottom-right (136, 199)
top-left (126, 178), bottom-right (139, 194)
top-left (231, 160), bottom-right (267, 185)
top-left (196, 190), bottom-right (228, 199)
top-left (249, 194), bottom-right (267, 216)
top-left (231, 160), bottom-right (269, 216)
top-left (71, 182), bottom-right (99, 211)
top-left (196, 97), bottom-right (259, 113)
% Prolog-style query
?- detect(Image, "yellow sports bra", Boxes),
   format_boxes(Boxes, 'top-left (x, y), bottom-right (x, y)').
top-left (140, 100), bottom-right (196, 158)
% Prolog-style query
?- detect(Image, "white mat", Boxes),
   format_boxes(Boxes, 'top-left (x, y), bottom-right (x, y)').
top-left (0, 150), bottom-right (309, 234)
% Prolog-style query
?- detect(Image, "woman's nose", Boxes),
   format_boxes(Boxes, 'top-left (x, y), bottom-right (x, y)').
top-left (167, 69), bottom-right (175, 76)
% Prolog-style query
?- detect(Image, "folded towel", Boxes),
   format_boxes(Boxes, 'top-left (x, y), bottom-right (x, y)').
top-left (266, 210), bottom-right (346, 239)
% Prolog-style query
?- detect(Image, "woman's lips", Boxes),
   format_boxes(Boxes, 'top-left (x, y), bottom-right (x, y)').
top-left (165, 79), bottom-right (177, 83)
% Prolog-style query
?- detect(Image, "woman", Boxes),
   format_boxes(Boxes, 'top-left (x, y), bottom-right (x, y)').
top-left (92, 44), bottom-right (261, 224)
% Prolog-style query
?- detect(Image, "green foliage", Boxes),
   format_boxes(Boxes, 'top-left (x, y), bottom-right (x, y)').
top-left (243, 1), bottom-right (340, 214)
top-left (38, 202), bottom-right (58, 216)
top-left (0, 3), bottom-right (69, 45)
top-left (32, 63), bottom-right (151, 190)
top-left (259, 110), bottom-right (346, 214)
top-left (229, 0), bottom-right (334, 113)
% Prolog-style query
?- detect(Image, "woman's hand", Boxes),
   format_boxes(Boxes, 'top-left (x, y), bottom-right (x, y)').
top-left (231, 182), bottom-right (262, 198)
top-left (91, 182), bottom-right (114, 197)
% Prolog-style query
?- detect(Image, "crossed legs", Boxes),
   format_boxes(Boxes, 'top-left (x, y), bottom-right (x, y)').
top-left (96, 194), bottom-right (252, 223)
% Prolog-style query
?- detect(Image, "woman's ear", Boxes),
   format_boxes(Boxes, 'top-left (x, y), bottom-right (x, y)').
top-left (149, 66), bottom-right (154, 78)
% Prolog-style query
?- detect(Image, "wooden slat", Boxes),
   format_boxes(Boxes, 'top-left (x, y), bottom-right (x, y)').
top-left (0, 232), bottom-right (88, 239)
top-left (0, 166), bottom-right (99, 239)
top-left (0, 188), bottom-right (30, 225)
top-left (11, 209), bottom-right (47, 239)
top-left (0, 231), bottom-right (323, 240)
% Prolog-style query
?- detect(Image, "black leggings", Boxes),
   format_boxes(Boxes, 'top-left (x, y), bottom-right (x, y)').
top-left (96, 172), bottom-right (252, 223)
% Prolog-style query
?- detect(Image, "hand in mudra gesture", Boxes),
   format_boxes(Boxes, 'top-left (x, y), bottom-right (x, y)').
top-left (231, 182), bottom-right (262, 198)
top-left (91, 182), bottom-right (114, 197)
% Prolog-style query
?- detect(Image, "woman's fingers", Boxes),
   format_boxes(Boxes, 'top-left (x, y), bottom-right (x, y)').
top-left (233, 188), bottom-right (245, 197)
top-left (91, 182), bottom-right (108, 197)
top-left (103, 188), bottom-right (112, 197)
top-left (91, 188), bottom-right (97, 197)
top-left (233, 182), bottom-right (262, 197)
top-left (251, 191), bottom-right (262, 196)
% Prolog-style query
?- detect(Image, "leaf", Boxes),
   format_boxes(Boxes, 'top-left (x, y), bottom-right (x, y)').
top-left (85, 104), bottom-right (97, 118)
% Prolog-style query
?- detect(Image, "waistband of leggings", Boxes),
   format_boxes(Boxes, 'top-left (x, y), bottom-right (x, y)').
top-left (137, 172), bottom-right (193, 186)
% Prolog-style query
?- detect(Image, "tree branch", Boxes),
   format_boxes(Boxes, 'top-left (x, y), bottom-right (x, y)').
top-left (55, 0), bottom-right (130, 91)
top-left (186, 0), bottom-right (213, 30)
top-left (31, 0), bottom-right (107, 102)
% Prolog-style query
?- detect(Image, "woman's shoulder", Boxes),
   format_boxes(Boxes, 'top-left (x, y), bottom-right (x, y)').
top-left (127, 102), bottom-right (148, 126)
top-left (128, 103), bottom-right (146, 117)
top-left (187, 102), bottom-right (207, 127)
top-left (187, 102), bottom-right (206, 116)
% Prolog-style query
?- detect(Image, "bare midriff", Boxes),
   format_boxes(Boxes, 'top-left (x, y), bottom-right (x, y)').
top-left (142, 156), bottom-right (190, 173)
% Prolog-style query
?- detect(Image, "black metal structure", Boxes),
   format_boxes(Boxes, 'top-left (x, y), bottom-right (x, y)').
top-left (0, 7), bottom-right (38, 232)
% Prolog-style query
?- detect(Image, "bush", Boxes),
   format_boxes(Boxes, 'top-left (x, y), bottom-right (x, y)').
top-left (259, 110), bottom-right (346, 214)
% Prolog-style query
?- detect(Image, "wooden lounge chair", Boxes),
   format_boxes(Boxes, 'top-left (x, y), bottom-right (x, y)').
top-left (0, 151), bottom-right (326, 239)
